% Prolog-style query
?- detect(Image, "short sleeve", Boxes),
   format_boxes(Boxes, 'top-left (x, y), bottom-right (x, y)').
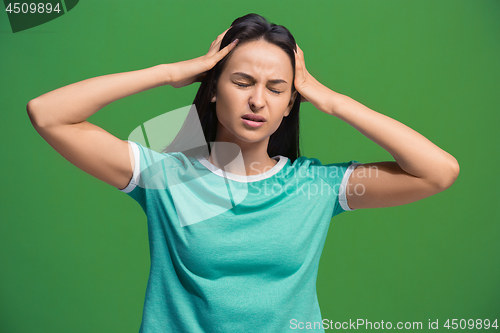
top-left (117, 141), bottom-right (171, 206)
top-left (337, 161), bottom-right (363, 213)
top-left (314, 160), bottom-right (363, 218)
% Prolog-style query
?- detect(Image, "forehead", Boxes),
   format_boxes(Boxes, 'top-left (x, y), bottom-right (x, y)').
top-left (222, 39), bottom-right (293, 81)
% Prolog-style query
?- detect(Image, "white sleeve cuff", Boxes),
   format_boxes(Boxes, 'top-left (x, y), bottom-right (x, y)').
top-left (119, 141), bottom-right (140, 193)
top-left (339, 162), bottom-right (363, 211)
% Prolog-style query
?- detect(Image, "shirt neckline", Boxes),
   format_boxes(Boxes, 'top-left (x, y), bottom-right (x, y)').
top-left (195, 153), bottom-right (289, 183)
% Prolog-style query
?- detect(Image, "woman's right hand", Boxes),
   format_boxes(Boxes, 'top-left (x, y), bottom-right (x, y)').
top-left (168, 27), bottom-right (239, 89)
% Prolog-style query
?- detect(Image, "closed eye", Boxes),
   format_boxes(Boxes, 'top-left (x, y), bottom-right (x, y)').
top-left (234, 82), bottom-right (283, 95)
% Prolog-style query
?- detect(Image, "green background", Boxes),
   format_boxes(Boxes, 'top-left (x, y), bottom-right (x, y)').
top-left (1, 0), bottom-right (499, 332)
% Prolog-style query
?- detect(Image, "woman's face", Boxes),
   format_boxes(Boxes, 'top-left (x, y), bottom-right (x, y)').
top-left (212, 39), bottom-right (297, 147)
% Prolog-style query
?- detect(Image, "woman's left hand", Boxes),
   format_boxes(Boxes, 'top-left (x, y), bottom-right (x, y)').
top-left (294, 43), bottom-right (338, 114)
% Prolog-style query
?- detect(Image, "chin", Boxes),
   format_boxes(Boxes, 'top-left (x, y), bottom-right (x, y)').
top-left (230, 128), bottom-right (272, 145)
top-left (235, 132), bottom-right (269, 144)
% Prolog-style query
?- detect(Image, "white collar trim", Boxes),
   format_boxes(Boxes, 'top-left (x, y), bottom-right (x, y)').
top-left (195, 154), bottom-right (288, 183)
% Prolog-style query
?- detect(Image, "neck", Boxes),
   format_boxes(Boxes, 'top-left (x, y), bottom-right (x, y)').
top-left (207, 135), bottom-right (277, 177)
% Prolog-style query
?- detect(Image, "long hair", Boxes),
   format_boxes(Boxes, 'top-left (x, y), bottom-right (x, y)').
top-left (161, 13), bottom-right (302, 162)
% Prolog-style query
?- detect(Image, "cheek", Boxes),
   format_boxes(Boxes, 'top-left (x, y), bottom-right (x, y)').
top-left (214, 104), bottom-right (229, 129)
top-left (272, 98), bottom-right (291, 118)
top-left (267, 110), bottom-right (286, 131)
top-left (215, 88), bottom-right (244, 122)
top-left (215, 95), bottom-right (232, 124)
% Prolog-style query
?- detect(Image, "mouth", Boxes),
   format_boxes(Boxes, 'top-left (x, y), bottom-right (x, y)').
top-left (241, 114), bottom-right (266, 128)
top-left (241, 114), bottom-right (266, 122)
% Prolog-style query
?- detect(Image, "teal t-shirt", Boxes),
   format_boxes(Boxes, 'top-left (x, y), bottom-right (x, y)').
top-left (118, 141), bottom-right (362, 332)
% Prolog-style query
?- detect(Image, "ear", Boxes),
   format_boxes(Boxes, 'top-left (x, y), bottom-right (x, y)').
top-left (284, 90), bottom-right (298, 117)
top-left (211, 95), bottom-right (216, 103)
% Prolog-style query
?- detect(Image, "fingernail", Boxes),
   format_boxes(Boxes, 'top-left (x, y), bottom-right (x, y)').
top-left (232, 38), bottom-right (239, 44)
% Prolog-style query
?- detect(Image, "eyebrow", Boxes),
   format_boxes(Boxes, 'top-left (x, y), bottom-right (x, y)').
top-left (231, 72), bottom-right (287, 84)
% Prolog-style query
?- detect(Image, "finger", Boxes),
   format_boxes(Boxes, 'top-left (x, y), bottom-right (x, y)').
top-left (210, 27), bottom-right (231, 48)
top-left (296, 43), bottom-right (303, 55)
top-left (215, 27), bottom-right (231, 42)
top-left (208, 34), bottom-right (227, 54)
top-left (294, 49), bottom-right (299, 70)
top-left (217, 38), bottom-right (239, 59)
top-left (294, 48), bottom-right (304, 71)
top-left (205, 38), bottom-right (238, 67)
top-left (219, 27), bottom-right (231, 37)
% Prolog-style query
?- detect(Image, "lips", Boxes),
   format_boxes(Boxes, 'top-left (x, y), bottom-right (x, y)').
top-left (241, 114), bottom-right (266, 122)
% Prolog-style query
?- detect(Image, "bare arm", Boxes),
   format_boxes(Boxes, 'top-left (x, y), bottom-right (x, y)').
top-left (27, 64), bottom-right (173, 190)
top-left (27, 27), bottom-right (238, 191)
top-left (328, 93), bottom-right (459, 209)
top-left (27, 64), bottom-right (171, 127)
top-left (292, 44), bottom-right (459, 209)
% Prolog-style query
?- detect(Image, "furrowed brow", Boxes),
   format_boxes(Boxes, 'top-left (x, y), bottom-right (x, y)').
top-left (232, 72), bottom-right (287, 84)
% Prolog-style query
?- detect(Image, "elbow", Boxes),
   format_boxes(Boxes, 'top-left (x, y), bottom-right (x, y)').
top-left (26, 98), bottom-right (36, 115)
top-left (27, 98), bottom-right (46, 128)
top-left (434, 156), bottom-right (460, 190)
top-left (26, 99), bottom-right (38, 125)
top-left (26, 97), bottom-right (43, 113)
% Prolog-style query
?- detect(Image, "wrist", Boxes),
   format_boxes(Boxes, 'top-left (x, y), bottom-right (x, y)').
top-left (326, 91), bottom-right (349, 117)
top-left (155, 63), bottom-right (174, 87)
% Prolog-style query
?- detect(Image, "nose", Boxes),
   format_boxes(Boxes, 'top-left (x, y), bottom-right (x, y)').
top-left (248, 84), bottom-right (265, 110)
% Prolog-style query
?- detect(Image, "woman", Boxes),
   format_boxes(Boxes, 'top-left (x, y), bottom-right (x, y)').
top-left (27, 13), bottom-right (459, 333)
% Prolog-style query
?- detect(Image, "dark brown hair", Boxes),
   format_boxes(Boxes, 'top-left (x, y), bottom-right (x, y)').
top-left (162, 13), bottom-right (302, 162)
